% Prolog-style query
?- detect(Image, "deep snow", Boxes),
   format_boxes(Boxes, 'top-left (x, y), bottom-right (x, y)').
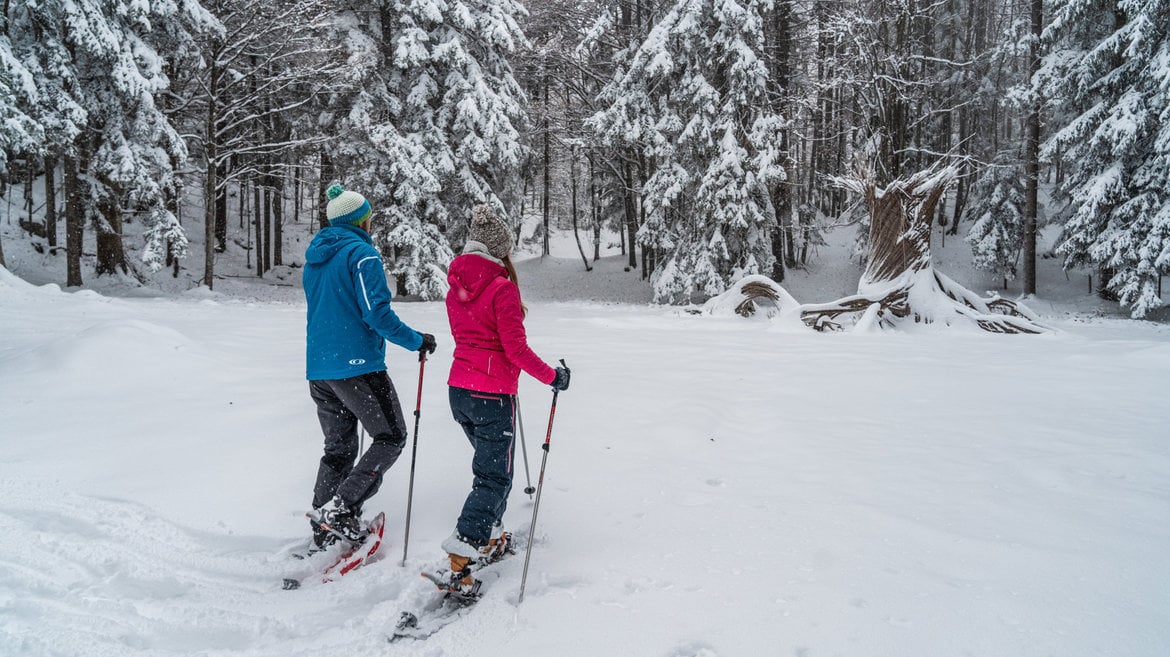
top-left (2, 252), bottom-right (1169, 656)
top-left (3, 183), bottom-right (1170, 655)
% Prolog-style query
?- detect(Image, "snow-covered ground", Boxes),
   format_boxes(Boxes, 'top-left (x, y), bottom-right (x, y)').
top-left (3, 180), bottom-right (1169, 655)
top-left (2, 252), bottom-right (1169, 656)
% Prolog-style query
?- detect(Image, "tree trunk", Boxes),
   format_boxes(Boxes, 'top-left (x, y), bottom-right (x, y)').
top-left (765, 2), bottom-right (793, 281)
top-left (946, 105), bottom-right (969, 237)
top-left (859, 171), bottom-right (948, 287)
top-left (273, 169), bottom-right (283, 267)
top-left (783, 184), bottom-right (798, 268)
top-left (318, 148), bottom-right (333, 232)
top-left (94, 192), bottom-right (127, 276)
top-left (1097, 266), bottom-right (1117, 300)
top-left (203, 155), bottom-right (217, 289)
top-left (770, 185), bottom-right (788, 282)
top-left (45, 156), bottom-right (58, 248)
top-left (243, 179), bottom-right (252, 269)
top-left (203, 58), bottom-right (219, 290)
top-left (64, 154), bottom-right (84, 287)
top-left (263, 179), bottom-right (272, 272)
top-left (293, 165), bottom-right (301, 223)
top-left (639, 165), bottom-right (648, 278)
top-left (541, 66), bottom-right (551, 257)
top-left (214, 159), bottom-right (228, 252)
top-left (570, 145), bottom-right (591, 271)
top-left (623, 161), bottom-right (637, 269)
top-left (165, 159), bottom-right (181, 278)
top-left (254, 176), bottom-right (264, 277)
top-left (24, 166), bottom-right (32, 225)
top-left (1022, 0), bottom-right (1042, 295)
top-left (589, 154), bottom-right (600, 261)
top-left (948, 176), bottom-right (966, 236)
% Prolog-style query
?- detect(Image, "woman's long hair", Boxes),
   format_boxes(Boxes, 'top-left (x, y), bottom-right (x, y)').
top-left (502, 255), bottom-right (528, 317)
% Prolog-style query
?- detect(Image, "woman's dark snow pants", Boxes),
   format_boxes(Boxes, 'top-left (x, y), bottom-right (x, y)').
top-left (449, 386), bottom-right (516, 547)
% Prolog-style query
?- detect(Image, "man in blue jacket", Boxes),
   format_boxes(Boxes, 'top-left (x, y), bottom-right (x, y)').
top-left (303, 183), bottom-right (436, 547)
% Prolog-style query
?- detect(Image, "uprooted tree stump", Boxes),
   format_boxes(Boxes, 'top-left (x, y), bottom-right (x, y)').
top-left (812, 165), bottom-right (1045, 332)
top-left (714, 164), bottom-right (1048, 333)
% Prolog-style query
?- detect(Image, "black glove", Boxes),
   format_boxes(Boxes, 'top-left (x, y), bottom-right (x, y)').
top-left (418, 333), bottom-right (437, 355)
top-left (551, 365), bottom-right (571, 391)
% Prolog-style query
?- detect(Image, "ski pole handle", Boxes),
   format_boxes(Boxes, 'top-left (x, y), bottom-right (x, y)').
top-left (543, 360), bottom-right (566, 451)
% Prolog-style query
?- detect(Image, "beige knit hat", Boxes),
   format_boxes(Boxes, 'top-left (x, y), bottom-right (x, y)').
top-left (468, 204), bottom-right (513, 259)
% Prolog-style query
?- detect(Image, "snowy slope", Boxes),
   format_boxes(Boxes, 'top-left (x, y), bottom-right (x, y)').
top-left (2, 264), bottom-right (1168, 657)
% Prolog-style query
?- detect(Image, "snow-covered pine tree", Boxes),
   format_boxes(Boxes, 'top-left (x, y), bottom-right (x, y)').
top-left (7, 0), bottom-right (215, 282)
top-left (1040, 0), bottom-right (1170, 317)
top-left (0, 26), bottom-right (43, 268)
top-left (588, 0), bottom-right (786, 304)
top-left (88, 2), bottom-right (216, 278)
top-left (328, 0), bottom-right (528, 299)
top-left (0, 31), bottom-right (42, 180)
top-left (578, 1), bottom-right (664, 271)
top-left (965, 159), bottom-right (1027, 286)
top-left (3, 3), bottom-right (79, 275)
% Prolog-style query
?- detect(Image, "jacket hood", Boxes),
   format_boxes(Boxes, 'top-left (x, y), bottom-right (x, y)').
top-left (448, 252), bottom-right (507, 303)
top-left (305, 224), bottom-right (371, 265)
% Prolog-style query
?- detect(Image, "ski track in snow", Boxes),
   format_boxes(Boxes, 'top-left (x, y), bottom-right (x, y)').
top-left (0, 474), bottom-right (541, 657)
top-left (2, 267), bottom-right (1170, 656)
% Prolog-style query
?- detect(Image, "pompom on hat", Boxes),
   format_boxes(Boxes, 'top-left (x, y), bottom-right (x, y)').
top-left (468, 204), bottom-right (513, 260)
top-left (325, 184), bottom-right (372, 226)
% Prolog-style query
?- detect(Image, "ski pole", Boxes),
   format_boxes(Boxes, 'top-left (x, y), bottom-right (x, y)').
top-left (401, 350), bottom-right (427, 567)
top-left (515, 394), bottom-right (535, 497)
top-left (519, 359), bottom-right (567, 604)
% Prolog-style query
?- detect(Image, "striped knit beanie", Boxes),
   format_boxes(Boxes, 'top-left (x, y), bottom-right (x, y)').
top-left (325, 184), bottom-right (372, 226)
top-left (468, 204), bottom-right (513, 259)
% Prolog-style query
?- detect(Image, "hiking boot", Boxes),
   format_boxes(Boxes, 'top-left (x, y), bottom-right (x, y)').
top-left (440, 553), bottom-right (481, 602)
top-left (434, 532), bottom-right (484, 601)
top-left (309, 496), bottom-right (364, 542)
top-left (479, 527), bottom-right (515, 565)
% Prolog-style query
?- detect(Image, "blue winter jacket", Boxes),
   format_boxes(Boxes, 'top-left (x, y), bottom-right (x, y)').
top-left (303, 223), bottom-right (423, 380)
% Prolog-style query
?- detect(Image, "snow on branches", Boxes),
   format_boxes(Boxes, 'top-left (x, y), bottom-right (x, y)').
top-left (1040, 0), bottom-right (1170, 318)
top-left (587, 0), bottom-right (785, 305)
top-left (329, 1), bottom-right (526, 299)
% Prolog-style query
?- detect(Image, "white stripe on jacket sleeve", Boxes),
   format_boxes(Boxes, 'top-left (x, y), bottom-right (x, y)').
top-left (355, 256), bottom-right (379, 311)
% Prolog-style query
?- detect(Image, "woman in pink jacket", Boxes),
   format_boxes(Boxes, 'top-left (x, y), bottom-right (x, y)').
top-left (437, 205), bottom-right (570, 599)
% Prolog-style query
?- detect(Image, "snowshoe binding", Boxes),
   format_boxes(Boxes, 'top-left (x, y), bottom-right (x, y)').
top-left (307, 496), bottom-right (366, 543)
top-left (421, 567), bottom-right (482, 605)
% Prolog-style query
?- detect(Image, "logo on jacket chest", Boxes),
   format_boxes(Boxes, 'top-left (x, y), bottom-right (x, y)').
top-left (348, 358), bottom-right (366, 366)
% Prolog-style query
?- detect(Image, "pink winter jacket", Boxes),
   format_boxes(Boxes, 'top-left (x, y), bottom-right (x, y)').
top-left (446, 251), bottom-right (557, 394)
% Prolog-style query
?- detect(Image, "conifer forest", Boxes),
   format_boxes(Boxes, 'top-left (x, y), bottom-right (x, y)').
top-left (1, 0), bottom-right (1167, 317)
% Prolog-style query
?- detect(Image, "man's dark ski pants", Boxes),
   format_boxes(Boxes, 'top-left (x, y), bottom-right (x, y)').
top-left (309, 370), bottom-right (408, 510)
